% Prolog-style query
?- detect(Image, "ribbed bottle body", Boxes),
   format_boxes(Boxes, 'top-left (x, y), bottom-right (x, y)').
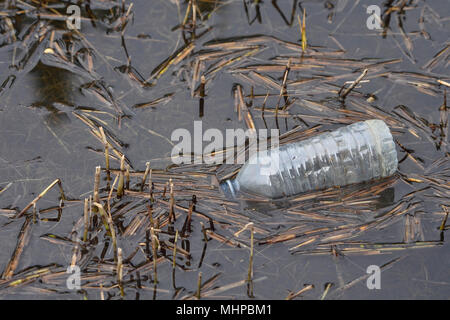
top-left (232, 120), bottom-right (397, 198)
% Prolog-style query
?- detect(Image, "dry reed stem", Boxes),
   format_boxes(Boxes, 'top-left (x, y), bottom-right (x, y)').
top-left (196, 271), bottom-right (202, 299)
top-left (141, 162), bottom-right (151, 191)
top-left (83, 198), bottom-right (89, 242)
top-left (93, 166), bottom-right (101, 212)
top-left (2, 216), bottom-right (33, 280)
top-left (17, 179), bottom-right (63, 218)
top-left (340, 68), bottom-right (369, 99)
top-left (117, 247), bottom-right (124, 297)
top-left (117, 155), bottom-right (125, 198)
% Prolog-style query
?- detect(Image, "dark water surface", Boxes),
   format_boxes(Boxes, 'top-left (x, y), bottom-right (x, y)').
top-left (0, 0), bottom-right (449, 299)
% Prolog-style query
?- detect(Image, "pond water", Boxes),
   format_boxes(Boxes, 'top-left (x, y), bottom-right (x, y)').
top-left (0, 0), bottom-right (449, 299)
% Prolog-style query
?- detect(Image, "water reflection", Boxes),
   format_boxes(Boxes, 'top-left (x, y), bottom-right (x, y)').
top-left (29, 62), bottom-right (73, 127)
top-left (227, 181), bottom-right (396, 218)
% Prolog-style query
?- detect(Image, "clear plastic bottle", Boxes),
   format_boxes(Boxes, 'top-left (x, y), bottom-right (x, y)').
top-left (221, 119), bottom-right (398, 199)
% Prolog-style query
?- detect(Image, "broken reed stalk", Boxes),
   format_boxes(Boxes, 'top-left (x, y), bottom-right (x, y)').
top-left (200, 222), bottom-right (208, 242)
top-left (172, 230), bottom-right (179, 269)
top-left (141, 162), bottom-right (151, 191)
top-left (117, 247), bottom-right (124, 297)
top-left (108, 213), bottom-right (117, 260)
top-left (247, 224), bottom-right (254, 282)
top-left (103, 175), bottom-right (118, 260)
top-left (148, 168), bottom-right (154, 203)
top-left (199, 75), bottom-right (206, 117)
top-left (261, 91), bottom-right (269, 118)
top-left (99, 127), bottom-right (110, 185)
top-left (16, 178), bottom-right (64, 218)
top-left (186, 201), bottom-right (193, 234)
top-left (321, 282), bottom-right (333, 300)
top-left (162, 182), bottom-right (168, 198)
top-left (302, 9), bottom-right (307, 52)
top-left (340, 68), bottom-right (369, 99)
top-left (192, 0), bottom-right (197, 38)
top-left (70, 230), bottom-right (79, 268)
top-left (149, 169), bottom-right (154, 198)
top-left (194, 0), bottom-right (202, 21)
top-left (57, 179), bottom-right (65, 201)
top-left (182, 0), bottom-right (193, 28)
top-left (150, 227), bottom-right (158, 284)
top-left (93, 166), bottom-right (101, 212)
top-left (125, 165), bottom-right (130, 190)
top-left (0, 182), bottom-right (12, 196)
top-left (93, 202), bottom-right (110, 233)
top-left (276, 59), bottom-right (291, 112)
top-left (234, 222), bottom-right (254, 238)
top-left (437, 79), bottom-right (450, 88)
top-left (440, 205), bottom-right (448, 231)
top-left (196, 271), bottom-right (202, 299)
top-left (32, 203), bottom-right (37, 224)
top-left (107, 174), bottom-right (119, 220)
top-left (200, 75), bottom-right (206, 97)
top-left (2, 216), bottom-right (33, 280)
top-left (100, 265), bottom-right (105, 300)
top-left (89, 195), bottom-right (92, 224)
top-left (285, 284), bottom-right (315, 300)
top-left (17, 181), bottom-right (49, 218)
top-left (169, 178), bottom-right (175, 222)
top-left (117, 155), bottom-right (125, 198)
top-left (297, 9), bottom-right (307, 53)
top-left (148, 203), bottom-right (154, 228)
top-left (83, 198), bottom-right (89, 242)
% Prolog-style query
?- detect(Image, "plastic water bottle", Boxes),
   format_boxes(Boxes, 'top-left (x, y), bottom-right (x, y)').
top-left (220, 119), bottom-right (398, 199)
